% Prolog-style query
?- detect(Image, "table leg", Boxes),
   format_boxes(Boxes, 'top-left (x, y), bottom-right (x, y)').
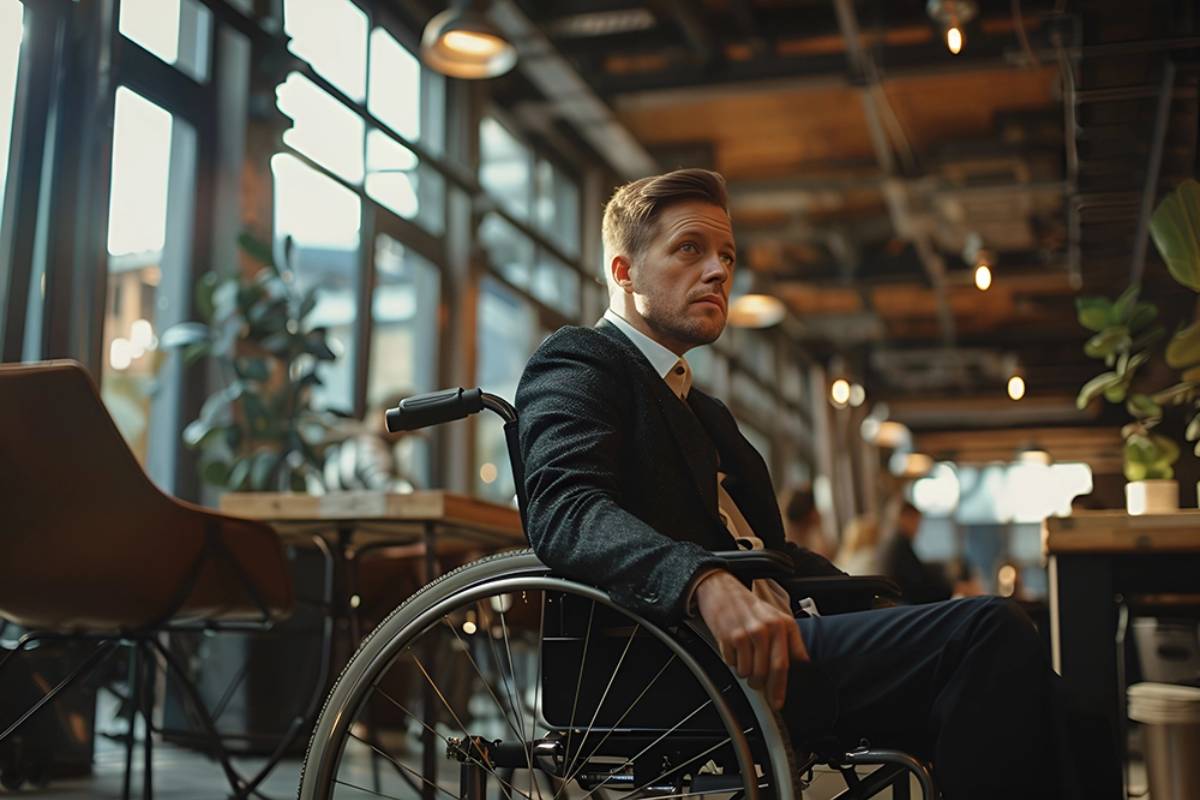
top-left (1050, 554), bottom-right (1122, 755)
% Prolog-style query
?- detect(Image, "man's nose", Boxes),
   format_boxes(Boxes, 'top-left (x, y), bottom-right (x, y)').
top-left (701, 254), bottom-right (728, 285)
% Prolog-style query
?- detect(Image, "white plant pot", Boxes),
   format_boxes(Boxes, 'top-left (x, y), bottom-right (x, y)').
top-left (1126, 479), bottom-right (1179, 516)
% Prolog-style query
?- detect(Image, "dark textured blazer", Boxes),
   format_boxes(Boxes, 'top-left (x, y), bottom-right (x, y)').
top-left (515, 320), bottom-right (843, 627)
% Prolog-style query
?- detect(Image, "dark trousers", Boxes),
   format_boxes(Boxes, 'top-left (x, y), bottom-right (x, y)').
top-left (788, 596), bottom-right (1122, 800)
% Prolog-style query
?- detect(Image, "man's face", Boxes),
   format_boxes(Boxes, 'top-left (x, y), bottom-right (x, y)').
top-left (625, 200), bottom-right (735, 353)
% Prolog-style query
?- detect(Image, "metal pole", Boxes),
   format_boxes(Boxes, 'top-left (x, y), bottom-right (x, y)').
top-left (1130, 60), bottom-right (1176, 286)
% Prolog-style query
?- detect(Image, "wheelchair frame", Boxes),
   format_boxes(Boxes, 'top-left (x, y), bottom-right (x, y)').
top-left (297, 388), bottom-right (938, 800)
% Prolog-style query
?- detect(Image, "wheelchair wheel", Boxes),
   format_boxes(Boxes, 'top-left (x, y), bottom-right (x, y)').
top-left (299, 550), bottom-right (797, 800)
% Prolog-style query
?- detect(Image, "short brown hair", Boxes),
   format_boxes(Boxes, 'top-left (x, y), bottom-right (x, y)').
top-left (601, 168), bottom-right (729, 262)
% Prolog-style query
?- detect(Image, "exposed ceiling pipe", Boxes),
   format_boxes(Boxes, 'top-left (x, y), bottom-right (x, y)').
top-left (487, 0), bottom-right (659, 180)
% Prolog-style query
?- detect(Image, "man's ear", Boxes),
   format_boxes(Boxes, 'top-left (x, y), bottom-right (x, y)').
top-left (610, 254), bottom-right (635, 292)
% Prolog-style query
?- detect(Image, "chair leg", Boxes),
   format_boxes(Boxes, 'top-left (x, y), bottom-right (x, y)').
top-left (123, 643), bottom-right (140, 800)
top-left (140, 642), bottom-right (154, 800)
top-left (0, 639), bottom-right (117, 745)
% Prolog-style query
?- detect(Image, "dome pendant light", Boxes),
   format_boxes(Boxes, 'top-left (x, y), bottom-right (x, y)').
top-left (421, 1), bottom-right (517, 79)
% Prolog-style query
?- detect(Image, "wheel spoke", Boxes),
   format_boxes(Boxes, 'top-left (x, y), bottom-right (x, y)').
top-left (344, 732), bottom-right (459, 800)
top-left (560, 599), bottom-right (597, 794)
top-left (556, 654), bottom-right (678, 792)
top-left (369, 685), bottom-right (536, 800)
top-left (578, 736), bottom-right (734, 800)
top-left (443, 616), bottom-right (531, 751)
top-left (499, 606), bottom-right (544, 800)
top-left (560, 624), bottom-right (640, 781)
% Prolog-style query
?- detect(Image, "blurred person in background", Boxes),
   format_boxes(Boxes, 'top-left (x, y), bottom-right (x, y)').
top-left (835, 515), bottom-right (881, 575)
top-left (779, 484), bottom-right (836, 560)
top-left (881, 502), bottom-right (982, 604)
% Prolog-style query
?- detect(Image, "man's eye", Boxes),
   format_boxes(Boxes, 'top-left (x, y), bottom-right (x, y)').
top-left (720, 254), bottom-right (735, 266)
top-left (680, 242), bottom-right (699, 254)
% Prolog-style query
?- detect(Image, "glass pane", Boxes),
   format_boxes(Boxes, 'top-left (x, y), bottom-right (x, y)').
top-left (0, 0), bottom-right (23, 240)
top-left (277, 71), bottom-right (365, 183)
top-left (475, 278), bottom-right (536, 503)
top-left (479, 116), bottom-right (531, 220)
top-left (119, 0), bottom-right (212, 82)
top-left (535, 159), bottom-right (580, 258)
top-left (283, 0), bottom-right (368, 101)
top-left (367, 235), bottom-right (440, 487)
top-left (272, 153), bottom-right (362, 414)
top-left (365, 129), bottom-right (444, 234)
top-left (102, 88), bottom-right (197, 492)
top-left (479, 213), bottom-right (533, 290)
top-left (368, 28), bottom-right (420, 142)
top-left (532, 250), bottom-right (580, 318)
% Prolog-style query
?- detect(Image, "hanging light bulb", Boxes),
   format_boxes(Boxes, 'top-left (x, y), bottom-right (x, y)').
top-left (1007, 375), bottom-right (1026, 401)
top-left (927, 0), bottom-right (977, 55)
top-left (974, 264), bottom-right (992, 291)
top-left (946, 26), bottom-right (963, 54)
top-left (830, 378), bottom-right (851, 406)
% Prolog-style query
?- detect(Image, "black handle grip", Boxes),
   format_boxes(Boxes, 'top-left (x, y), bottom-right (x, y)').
top-left (385, 387), bottom-right (485, 432)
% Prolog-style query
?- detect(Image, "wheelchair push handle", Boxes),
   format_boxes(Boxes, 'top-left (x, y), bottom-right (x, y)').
top-left (385, 387), bottom-right (487, 432)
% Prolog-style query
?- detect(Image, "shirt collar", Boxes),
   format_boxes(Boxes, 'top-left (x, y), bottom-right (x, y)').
top-left (602, 309), bottom-right (686, 381)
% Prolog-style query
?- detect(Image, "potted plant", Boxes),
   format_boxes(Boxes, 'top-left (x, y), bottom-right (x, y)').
top-left (1075, 285), bottom-right (1174, 513)
top-left (1148, 179), bottom-right (1200, 504)
top-left (161, 234), bottom-right (340, 492)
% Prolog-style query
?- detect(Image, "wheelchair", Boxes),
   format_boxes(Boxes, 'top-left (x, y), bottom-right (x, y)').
top-left (298, 388), bottom-right (937, 800)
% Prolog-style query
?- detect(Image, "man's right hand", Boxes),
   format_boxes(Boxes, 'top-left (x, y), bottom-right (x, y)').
top-left (693, 570), bottom-right (809, 711)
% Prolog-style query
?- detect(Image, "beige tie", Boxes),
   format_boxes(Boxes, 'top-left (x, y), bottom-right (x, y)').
top-left (669, 359), bottom-right (792, 615)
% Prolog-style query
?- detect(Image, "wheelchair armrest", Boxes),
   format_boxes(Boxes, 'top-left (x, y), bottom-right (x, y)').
top-left (784, 575), bottom-right (902, 615)
top-left (712, 549), bottom-right (795, 583)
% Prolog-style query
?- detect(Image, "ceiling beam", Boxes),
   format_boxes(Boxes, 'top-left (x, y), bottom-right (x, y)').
top-left (832, 0), bottom-right (955, 347)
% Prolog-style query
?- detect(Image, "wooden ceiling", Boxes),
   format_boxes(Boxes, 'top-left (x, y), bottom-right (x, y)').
top-left (500, 0), bottom-right (1200, 428)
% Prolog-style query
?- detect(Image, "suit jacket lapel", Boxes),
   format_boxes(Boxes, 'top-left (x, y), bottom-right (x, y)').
top-left (596, 321), bottom-right (721, 517)
top-left (687, 389), bottom-right (786, 546)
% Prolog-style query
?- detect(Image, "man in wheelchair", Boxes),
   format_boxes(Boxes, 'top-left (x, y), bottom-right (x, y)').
top-left (515, 169), bottom-right (1119, 800)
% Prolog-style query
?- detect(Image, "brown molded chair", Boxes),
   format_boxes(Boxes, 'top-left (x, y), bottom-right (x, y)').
top-left (0, 360), bottom-right (320, 798)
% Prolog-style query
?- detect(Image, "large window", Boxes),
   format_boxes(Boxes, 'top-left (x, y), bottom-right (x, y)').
top-left (477, 115), bottom-right (583, 319)
top-left (101, 87), bottom-right (197, 489)
top-left (0, 0), bottom-right (24, 242)
top-left (118, 0), bottom-right (212, 82)
top-left (367, 233), bottom-right (439, 487)
top-left (272, 153), bottom-right (362, 414)
top-left (474, 277), bottom-right (538, 503)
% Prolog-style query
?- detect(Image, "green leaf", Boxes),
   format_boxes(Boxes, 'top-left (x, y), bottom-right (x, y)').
top-left (1150, 178), bottom-right (1200, 291)
top-left (1076, 296), bottom-right (1114, 332)
top-left (183, 418), bottom-right (215, 448)
top-left (1104, 382), bottom-right (1129, 403)
top-left (213, 280), bottom-right (240, 323)
top-left (298, 287), bottom-right (319, 321)
top-left (1166, 321), bottom-right (1200, 368)
top-left (1111, 284), bottom-right (1140, 323)
top-left (235, 357), bottom-right (270, 382)
top-left (1127, 302), bottom-right (1158, 333)
top-left (1152, 381), bottom-right (1197, 406)
top-left (159, 322), bottom-right (210, 350)
top-left (238, 232), bottom-right (279, 274)
top-left (1077, 371), bottom-right (1121, 408)
top-left (195, 272), bottom-right (220, 322)
top-left (181, 341), bottom-right (212, 365)
top-left (1084, 326), bottom-right (1130, 359)
top-left (242, 389), bottom-right (272, 436)
top-left (1127, 394), bottom-right (1162, 420)
top-left (1186, 413), bottom-right (1200, 442)
top-left (1125, 460), bottom-right (1148, 481)
top-left (200, 459), bottom-right (231, 487)
top-left (228, 456), bottom-right (252, 490)
top-left (1151, 433), bottom-right (1181, 465)
top-left (249, 451), bottom-right (281, 491)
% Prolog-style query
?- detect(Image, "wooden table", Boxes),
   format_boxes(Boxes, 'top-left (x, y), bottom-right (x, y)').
top-left (221, 491), bottom-right (525, 798)
top-left (1045, 510), bottom-right (1200, 757)
top-left (220, 490), bottom-right (525, 632)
